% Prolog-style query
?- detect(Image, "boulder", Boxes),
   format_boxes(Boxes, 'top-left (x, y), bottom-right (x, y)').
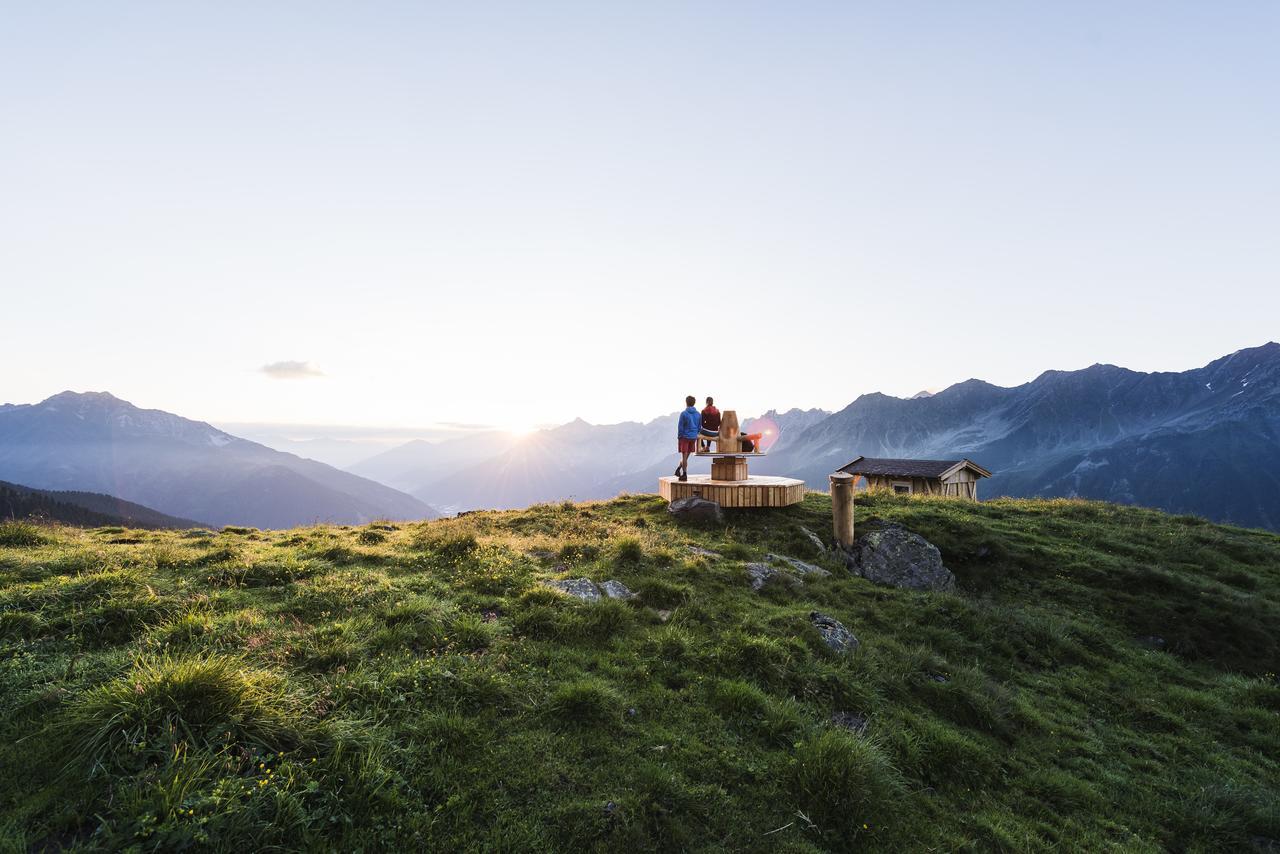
top-left (546, 578), bottom-right (602, 601)
top-left (744, 562), bottom-right (797, 592)
top-left (600, 580), bottom-right (635, 600)
top-left (667, 497), bottom-right (724, 525)
top-left (810, 611), bottom-right (859, 653)
top-left (688, 546), bottom-right (721, 558)
top-left (765, 553), bottom-right (831, 578)
top-left (846, 525), bottom-right (956, 592)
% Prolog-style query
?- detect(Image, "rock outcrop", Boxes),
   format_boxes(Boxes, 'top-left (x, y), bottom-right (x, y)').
top-left (599, 580), bottom-right (636, 600)
top-left (810, 611), bottom-right (859, 653)
top-left (547, 578), bottom-right (636, 602)
top-left (765, 553), bottom-right (831, 578)
top-left (845, 525), bottom-right (955, 592)
top-left (667, 497), bottom-right (724, 525)
top-left (546, 578), bottom-right (603, 601)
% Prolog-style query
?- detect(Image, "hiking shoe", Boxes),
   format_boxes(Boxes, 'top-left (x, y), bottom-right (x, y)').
top-left (678, 474), bottom-right (688, 482)
top-left (674, 466), bottom-right (682, 477)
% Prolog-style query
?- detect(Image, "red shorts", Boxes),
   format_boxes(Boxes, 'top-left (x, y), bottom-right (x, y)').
top-left (678, 438), bottom-right (697, 454)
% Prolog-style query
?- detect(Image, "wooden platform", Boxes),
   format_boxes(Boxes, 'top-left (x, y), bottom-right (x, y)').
top-left (658, 475), bottom-right (807, 508)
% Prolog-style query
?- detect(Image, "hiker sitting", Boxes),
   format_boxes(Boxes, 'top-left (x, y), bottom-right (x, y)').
top-left (699, 396), bottom-right (720, 451)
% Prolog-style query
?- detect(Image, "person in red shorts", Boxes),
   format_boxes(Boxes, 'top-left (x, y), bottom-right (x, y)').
top-left (675, 395), bottom-right (700, 482)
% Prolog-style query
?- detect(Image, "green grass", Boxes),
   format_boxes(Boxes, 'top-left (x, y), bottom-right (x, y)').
top-left (1, 492), bottom-right (1278, 851)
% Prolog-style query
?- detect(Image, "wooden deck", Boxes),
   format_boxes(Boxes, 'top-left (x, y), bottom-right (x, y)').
top-left (658, 475), bottom-right (807, 508)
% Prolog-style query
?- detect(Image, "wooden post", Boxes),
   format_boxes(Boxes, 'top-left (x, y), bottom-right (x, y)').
top-left (830, 472), bottom-right (855, 551)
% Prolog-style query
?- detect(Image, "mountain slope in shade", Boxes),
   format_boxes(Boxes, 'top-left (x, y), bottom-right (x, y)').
top-left (0, 392), bottom-right (438, 528)
top-left (0, 480), bottom-right (206, 529)
top-left (769, 342), bottom-right (1280, 530)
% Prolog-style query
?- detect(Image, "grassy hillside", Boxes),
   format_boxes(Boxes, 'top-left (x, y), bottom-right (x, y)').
top-left (1, 494), bottom-right (1278, 852)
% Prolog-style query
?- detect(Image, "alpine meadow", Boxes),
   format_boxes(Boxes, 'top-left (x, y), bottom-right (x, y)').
top-left (1, 493), bottom-right (1277, 850)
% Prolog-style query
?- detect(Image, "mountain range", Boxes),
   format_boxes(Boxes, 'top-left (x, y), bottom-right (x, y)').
top-left (0, 392), bottom-right (437, 529)
top-left (761, 342), bottom-right (1280, 530)
top-left (2, 343), bottom-right (1277, 530)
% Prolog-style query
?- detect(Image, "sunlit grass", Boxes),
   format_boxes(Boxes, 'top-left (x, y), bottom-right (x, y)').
top-left (0, 493), bottom-right (1277, 850)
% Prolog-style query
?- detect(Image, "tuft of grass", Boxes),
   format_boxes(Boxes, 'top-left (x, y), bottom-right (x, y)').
top-left (56, 654), bottom-right (306, 773)
top-left (547, 678), bottom-right (623, 726)
top-left (0, 520), bottom-right (49, 547)
top-left (614, 536), bottom-right (643, 564)
top-left (791, 730), bottom-right (903, 845)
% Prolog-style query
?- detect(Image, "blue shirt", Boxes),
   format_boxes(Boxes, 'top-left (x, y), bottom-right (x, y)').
top-left (677, 406), bottom-right (702, 439)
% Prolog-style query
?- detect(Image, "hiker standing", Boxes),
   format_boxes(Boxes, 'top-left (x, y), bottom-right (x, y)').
top-left (675, 395), bottom-right (700, 482)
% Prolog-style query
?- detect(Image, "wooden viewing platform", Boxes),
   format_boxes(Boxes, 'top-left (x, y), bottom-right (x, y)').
top-left (663, 407), bottom-right (805, 507)
top-left (659, 474), bottom-right (806, 507)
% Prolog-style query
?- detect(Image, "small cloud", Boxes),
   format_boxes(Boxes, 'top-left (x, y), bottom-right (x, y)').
top-left (260, 360), bottom-right (325, 380)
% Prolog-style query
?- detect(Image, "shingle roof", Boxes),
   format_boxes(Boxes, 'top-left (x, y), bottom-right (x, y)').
top-left (837, 457), bottom-right (992, 479)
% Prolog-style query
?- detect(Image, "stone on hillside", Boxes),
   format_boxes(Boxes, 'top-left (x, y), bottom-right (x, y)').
top-left (688, 546), bottom-right (721, 558)
top-left (846, 525), bottom-right (955, 592)
top-left (744, 562), bottom-right (798, 592)
top-left (600, 580), bottom-right (635, 600)
top-left (810, 611), bottom-right (859, 653)
top-left (765, 553), bottom-right (831, 578)
top-left (667, 497), bottom-right (724, 525)
top-left (830, 711), bottom-right (868, 735)
top-left (799, 526), bottom-right (827, 553)
top-left (546, 578), bottom-right (601, 601)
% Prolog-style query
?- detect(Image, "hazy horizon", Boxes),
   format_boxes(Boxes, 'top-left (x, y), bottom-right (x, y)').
top-left (7, 338), bottom-right (1274, 442)
top-left (4, 3), bottom-right (1278, 432)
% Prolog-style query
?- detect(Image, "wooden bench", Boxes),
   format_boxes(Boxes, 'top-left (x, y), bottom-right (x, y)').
top-left (694, 422), bottom-right (765, 456)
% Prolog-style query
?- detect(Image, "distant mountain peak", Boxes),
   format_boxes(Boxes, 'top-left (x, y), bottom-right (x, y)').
top-left (41, 390), bottom-right (127, 408)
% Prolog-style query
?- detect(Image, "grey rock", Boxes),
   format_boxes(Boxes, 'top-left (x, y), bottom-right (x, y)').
top-left (766, 553), bottom-right (831, 578)
top-left (688, 546), bottom-right (721, 558)
top-left (546, 578), bottom-right (601, 601)
top-left (655, 609), bottom-right (673, 622)
top-left (799, 525), bottom-right (827, 553)
top-left (846, 525), bottom-right (956, 592)
top-left (810, 611), bottom-right (859, 653)
top-left (744, 562), bottom-right (798, 592)
top-left (830, 711), bottom-right (868, 735)
top-left (667, 496), bottom-right (724, 525)
top-left (928, 673), bottom-right (949, 683)
top-left (1136, 635), bottom-right (1166, 649)
top-left (600, 579), bottom-right (635, 600)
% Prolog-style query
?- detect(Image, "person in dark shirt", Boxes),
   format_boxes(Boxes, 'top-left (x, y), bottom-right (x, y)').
top-left (675, 395), bottom-right (700, 481)
top-left (699, 397), bottom-right (720, 451)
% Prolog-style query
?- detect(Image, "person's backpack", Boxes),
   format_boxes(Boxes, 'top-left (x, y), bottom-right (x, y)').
top-left (740, 436), bottom-right (755, 453)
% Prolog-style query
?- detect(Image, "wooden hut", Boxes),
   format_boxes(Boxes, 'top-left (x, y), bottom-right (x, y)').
top-left (836, 457), bottom-right (991, 500)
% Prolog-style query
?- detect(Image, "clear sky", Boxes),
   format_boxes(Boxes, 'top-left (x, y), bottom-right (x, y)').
top-left (4, 2), bottom-right (1278, 433)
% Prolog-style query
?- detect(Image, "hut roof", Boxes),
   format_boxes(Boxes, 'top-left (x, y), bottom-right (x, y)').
top-left (838, 457), bottom-right (992, 480)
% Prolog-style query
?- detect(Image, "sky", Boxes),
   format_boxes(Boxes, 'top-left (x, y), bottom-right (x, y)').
top-left (3, 2), bottom-right (1278, 435)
